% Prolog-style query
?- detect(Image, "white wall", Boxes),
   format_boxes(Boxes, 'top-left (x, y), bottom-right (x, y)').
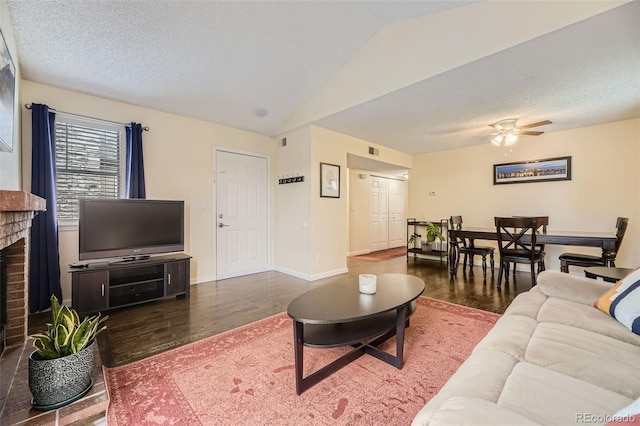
top-left (0, 0), bottom-right (21, 190)
top-left (20, 80), bottom-right (276, 301)
top-left (409, 118), bottom-right (640, 271)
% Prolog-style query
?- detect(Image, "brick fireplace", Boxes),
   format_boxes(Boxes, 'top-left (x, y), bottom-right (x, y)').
top-left (0, 190), bottom-right (46, 355)
top-left (0, 190), bottom-right (109, 424)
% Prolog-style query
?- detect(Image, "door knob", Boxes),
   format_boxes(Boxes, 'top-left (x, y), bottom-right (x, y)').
top-left (218, 223), bottom-right (229, 228)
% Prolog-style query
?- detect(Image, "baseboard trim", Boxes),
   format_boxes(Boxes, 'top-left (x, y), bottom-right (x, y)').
top-left (347, 249), bottom-right (370, 256)
top-left (191, 275), bottom-right (216, 285)
top-left (271, 266), bottom-right (348, 281)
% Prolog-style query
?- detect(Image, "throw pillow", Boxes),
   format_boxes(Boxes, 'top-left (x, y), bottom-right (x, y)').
top-left (593, 267), bottom-right (640, 335)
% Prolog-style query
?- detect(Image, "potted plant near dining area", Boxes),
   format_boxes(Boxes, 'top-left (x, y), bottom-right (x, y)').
top-left (28, 295), bottom-right (107, 410)
top-left (408, 222), bottom-right (445, 251)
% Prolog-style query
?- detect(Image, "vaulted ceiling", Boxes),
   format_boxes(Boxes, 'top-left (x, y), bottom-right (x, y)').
top-left (7, 1), bottom-right (640, 155)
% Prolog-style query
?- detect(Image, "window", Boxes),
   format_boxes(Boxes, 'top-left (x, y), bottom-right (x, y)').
top-left (55, 115), bottom-right (124, 221)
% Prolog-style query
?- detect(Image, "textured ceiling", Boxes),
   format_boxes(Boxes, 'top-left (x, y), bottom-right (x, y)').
top-left (7, 0), bottom-right (640, 156)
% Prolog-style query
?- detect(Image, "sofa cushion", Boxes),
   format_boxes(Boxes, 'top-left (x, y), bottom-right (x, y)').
top-left (524, 322), bottom-right (640, 398)
top-left (537, 297), bottom-right (640, 346)
top-left (412, 349), bottom-right (518, 425)
top-left (473, 315), bottom-right (537, 361)
top-left (536, 270), bottom-right (614, 305)
top-left (425, 397), bottom-right (540, 426)
top-left (498, 363), bottom-right (632, 425)
top-left (502, 290), bottom-right (547, 320)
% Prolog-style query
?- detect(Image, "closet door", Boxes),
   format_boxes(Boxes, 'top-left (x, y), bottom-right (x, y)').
top-left (370, 176), bottom-right (389, 251)
top-left (388, 179), bottom-right (406, 248)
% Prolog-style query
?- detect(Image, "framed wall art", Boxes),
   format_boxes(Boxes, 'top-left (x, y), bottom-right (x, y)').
top-left (0, 27), bottom-right (16, 153)
top-left (494, 156), bottom-right (572, 185)
top-left (320, 162), bottom-right (340, 198)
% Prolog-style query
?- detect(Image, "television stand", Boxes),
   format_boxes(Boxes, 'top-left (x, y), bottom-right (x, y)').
top-left (70, 253), bottom-right (191, 315)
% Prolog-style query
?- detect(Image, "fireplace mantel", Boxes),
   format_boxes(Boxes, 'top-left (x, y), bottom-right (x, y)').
top-left (0, 190), bottom-right (46, 252)
top-left (0, 190), bottom-right (46, 213)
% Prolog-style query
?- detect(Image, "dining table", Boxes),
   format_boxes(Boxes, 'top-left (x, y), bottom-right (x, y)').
top-left (448, 227), bottom-right (618, 277)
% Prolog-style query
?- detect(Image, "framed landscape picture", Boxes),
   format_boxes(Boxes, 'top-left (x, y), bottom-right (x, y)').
top-left (320, 162), bottom-right (340, 198)
top-left (0, 27), bottom-right (15, 153)
top-left (494, 156), bottom-right (572, 185)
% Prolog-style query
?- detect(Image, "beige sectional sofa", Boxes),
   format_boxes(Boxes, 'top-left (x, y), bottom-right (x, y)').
top-left (412, 271), bottom-right (640, 425)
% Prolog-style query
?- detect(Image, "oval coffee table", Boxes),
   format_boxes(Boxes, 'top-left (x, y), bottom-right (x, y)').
top-left (287, 273), bottom-right (425, 395)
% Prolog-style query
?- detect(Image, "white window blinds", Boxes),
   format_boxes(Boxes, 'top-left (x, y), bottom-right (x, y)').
top-left (55, 116), bottom-right (124, 220)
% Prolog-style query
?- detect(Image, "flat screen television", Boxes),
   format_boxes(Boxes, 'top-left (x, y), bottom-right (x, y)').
top-left (78, 198), bottom-right (184, 261)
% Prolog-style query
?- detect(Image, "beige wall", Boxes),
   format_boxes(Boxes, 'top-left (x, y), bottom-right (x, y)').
top-left (272, 125), bottom-right (411, 279)
top-left (0, 1), bottom-right (21, 190)
top-left (272, 126), bottom-right (312, 278)
top-left (20, 80), bottom-right (276, 302)
top-left (348, 168), bottom-right (409, 256)
top-left (310, 126), bottom-right (412, 277)
top-left (348, 168), bottom-right (371, 256)
top-left (409, 118), bottom-right (640, 271)
top-left (13, 76), bottom-right (639, 299)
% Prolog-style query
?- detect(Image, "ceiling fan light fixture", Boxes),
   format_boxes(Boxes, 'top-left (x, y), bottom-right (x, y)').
top-left (489, 118), bottom-right (549, 148)
top-left (490, 134), bottom-right (504, 146)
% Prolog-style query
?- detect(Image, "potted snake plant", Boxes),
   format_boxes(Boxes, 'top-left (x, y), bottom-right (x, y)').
top-left (28, 295), bottom-right (107, 410)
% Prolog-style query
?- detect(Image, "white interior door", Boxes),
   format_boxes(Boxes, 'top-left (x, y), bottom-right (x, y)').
top-left (388, 179), bottom-right (406, 248)
top-left (370, 176), bottom-right (389, 251)
top-left (215, 150), bottom-right (268, 280)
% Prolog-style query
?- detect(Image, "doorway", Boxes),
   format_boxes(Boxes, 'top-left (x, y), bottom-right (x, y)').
top-left (370, 175), bottom-right (406, 252)
top-left (214, 150), bottom-right (269, 280)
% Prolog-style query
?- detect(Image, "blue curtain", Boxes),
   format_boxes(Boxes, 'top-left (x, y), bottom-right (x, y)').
top-left (29, 104), bottom-right (62, 312)
top-left (125, 122), bottom-right (146, 199)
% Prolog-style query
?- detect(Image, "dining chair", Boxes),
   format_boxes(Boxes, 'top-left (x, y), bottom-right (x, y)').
top-left (559, 217), bottom-right (629, 273)
top-left (449, 216), bottom-right (494, 279)
top-left (512, 216), bottom-right (548, 274)
top-left (495, 217), bottom-right (546, 287)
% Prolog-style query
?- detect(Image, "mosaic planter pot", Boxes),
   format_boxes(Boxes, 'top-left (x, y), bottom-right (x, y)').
top-left (28, 341), bottom-right (95, 410)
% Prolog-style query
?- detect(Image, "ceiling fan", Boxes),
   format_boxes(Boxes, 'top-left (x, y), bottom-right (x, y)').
top-left (489, 118), bottom-right (552, 146)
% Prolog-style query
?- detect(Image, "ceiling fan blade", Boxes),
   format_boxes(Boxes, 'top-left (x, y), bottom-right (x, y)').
top-left (520, 131), bottom-right (544, 136)
top-left (520, 120), bottom-right (552, 129)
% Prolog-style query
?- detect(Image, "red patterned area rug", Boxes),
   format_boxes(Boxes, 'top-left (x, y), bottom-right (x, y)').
top-left (104, 297), bottom-right (500, 425)
top-left (349, 246), bottom-right (407, 262)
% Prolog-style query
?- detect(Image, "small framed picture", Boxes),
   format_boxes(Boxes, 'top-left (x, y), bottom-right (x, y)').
top-left (320, 162), bottom-right (340, 198)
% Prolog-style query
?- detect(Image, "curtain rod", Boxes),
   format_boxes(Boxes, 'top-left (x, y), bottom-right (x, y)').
top-left (24, 103), bottom-right (150, 131)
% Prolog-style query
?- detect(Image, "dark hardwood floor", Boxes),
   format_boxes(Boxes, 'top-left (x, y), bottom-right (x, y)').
top-left (28, 255), bottom-right (534, 368)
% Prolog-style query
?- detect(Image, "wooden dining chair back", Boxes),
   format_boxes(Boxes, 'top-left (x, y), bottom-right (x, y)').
top-left (449, 216), bottom-right (495, 279)
top-left (512, 215), bottom-right (549, 274)
top-left (494, 217), bottom-right (545, 287)
top-left (559, 217), bottom-right (629, 272)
